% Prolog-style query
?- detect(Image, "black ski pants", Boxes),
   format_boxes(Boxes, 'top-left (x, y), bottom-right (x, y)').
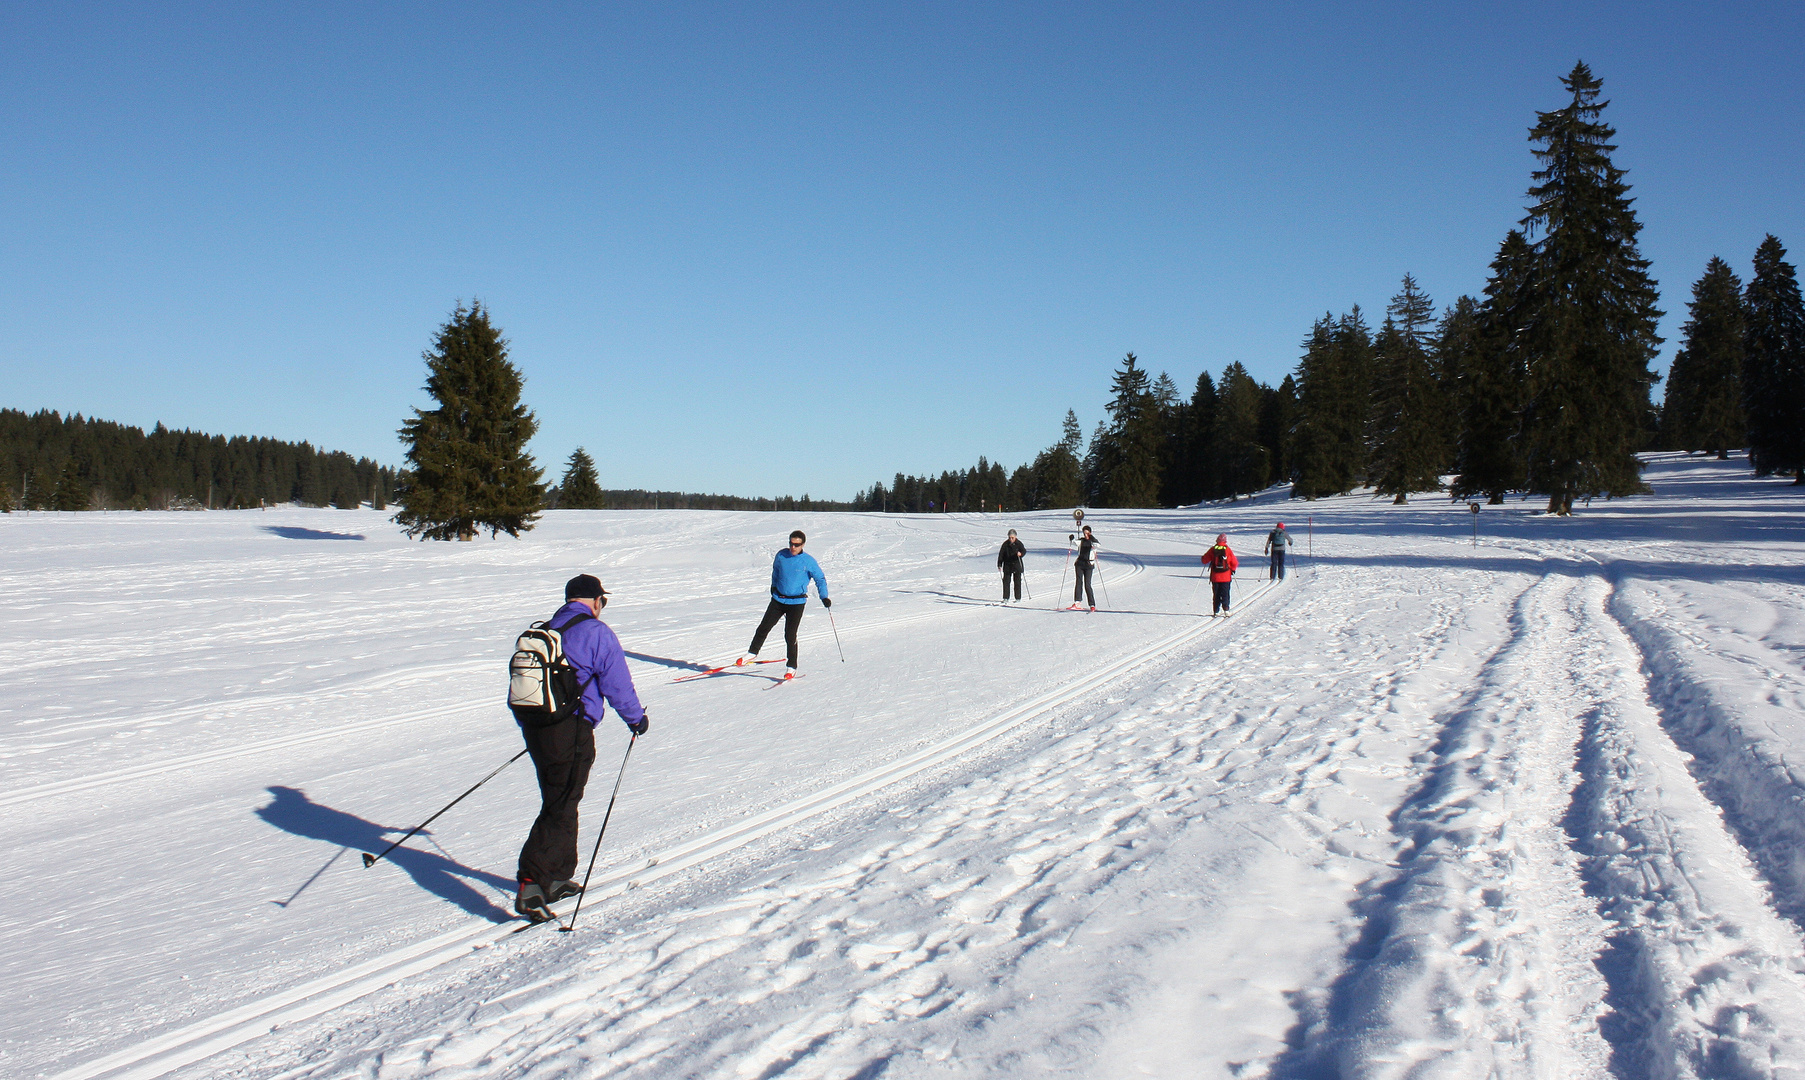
top-left (517, 716), bottom-right (597, 886)
top-left (1212, 580), bottom-right (1232, 614)
top-left (1073, 564), bottom-right (1095, 607)
top-left (1269, 550), bottom-right (1286, 580)
top-left (1002, 569), bottom-right (1022, 600)
top-left (750, 598), bottom-right (805, 668)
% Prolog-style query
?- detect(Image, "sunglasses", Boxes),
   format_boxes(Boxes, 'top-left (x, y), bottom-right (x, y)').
top-left (789, 540), bottom-right (804, 548)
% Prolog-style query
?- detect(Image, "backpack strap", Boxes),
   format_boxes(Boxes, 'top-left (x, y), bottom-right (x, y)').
top-left (549, 612), bottom-right (595, 634)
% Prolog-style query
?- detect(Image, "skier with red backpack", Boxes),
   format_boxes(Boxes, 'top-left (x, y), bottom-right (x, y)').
top-left (1203, 534), bottom-right (1238, 616)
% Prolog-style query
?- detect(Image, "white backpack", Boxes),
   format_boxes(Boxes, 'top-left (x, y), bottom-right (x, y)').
top-left (507, 615), bottom-right (593, 726)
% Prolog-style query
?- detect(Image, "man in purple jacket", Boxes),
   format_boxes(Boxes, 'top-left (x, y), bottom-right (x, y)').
top-left (514, 574), bottom-right (647, 920)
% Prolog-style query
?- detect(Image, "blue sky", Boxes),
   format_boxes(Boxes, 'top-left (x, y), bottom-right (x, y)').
top-left (5, 2), bottom-right (1801, 498)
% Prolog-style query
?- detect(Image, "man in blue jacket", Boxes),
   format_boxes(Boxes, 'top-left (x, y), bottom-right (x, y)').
top-left (515, 574), bottom-right (647, 920)
top-left (740, 530), bottom-right (830, 680)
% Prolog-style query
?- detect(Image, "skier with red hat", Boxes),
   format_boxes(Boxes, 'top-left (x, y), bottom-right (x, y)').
top-left (1203, 534), bottom-right (1238, 616)
top-left (1264, 522), bottom-right (1293, 581)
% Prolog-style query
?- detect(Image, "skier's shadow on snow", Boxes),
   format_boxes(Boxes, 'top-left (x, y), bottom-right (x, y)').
top-left (626, 650), bottom-right (710, 672)
top-left (907, 589), bottom-right (1205, 618)
top-left (256, 786), bottom-right (514, 923)
top-left (263, 526), bottom-right (367, 541)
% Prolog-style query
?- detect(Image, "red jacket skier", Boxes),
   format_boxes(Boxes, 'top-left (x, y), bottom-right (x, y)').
top-left (1203, 534), bottom-right (1238, 615)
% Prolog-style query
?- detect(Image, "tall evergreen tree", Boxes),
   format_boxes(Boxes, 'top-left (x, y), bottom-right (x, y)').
top-left (556, 447), bottom-right (606, 508)
top-left (52, 459), bottom-right (90, 511)
top-left (1662, 258), bottom-right (1746, 457)
top-left (1290, 316), bottom-right (1342, 499)
top-left (394, 302), bottom-right (545, 540)
top-left (1453, 233), bottom-right (1533, 502)
top-left (1170, 370), bottom-right (1220, 504)
top-left (1518, 63), bottom-right (1663, 514)
top-left (1037, 409), bottom-right (1085, 509)
top-left (1152, 372), bottom-right (1188, 507)
top-left (1266, 374), bottom-right (1299, 486)
top-left (1368, 275), bottom-right (1447, 502)
top-left (1744, 235), bottom-right (1805, 481)
top-left (1212, 363), bottom-right (1269, 498)
top-left (1097, 354), bottom-right (1163, 507)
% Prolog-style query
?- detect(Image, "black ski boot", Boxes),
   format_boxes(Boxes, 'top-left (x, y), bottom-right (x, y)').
top-left (515, 882), bottom-right (552, 922)
top-left (546, 879), bottom-right (584, 903)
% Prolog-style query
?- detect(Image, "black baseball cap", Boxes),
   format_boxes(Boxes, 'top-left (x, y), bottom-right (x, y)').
top-left (565, 574), bottom-right (609, 600)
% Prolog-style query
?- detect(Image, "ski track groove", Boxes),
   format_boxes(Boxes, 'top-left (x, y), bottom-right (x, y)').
top-left (184, 557), bottom-right (1506, 1079)
top-left (0, 603), bottom-right (982, 809)
top-left (46, 583), bottom-right (1278, 1080)
top-left (1277, 546), bottom-right (1805, 1079)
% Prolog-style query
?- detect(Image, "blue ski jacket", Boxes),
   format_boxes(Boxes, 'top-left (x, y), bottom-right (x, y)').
top-left (548, 601), bottom-right (645, 729)
top-left (769, 549), bottom-right (829, 606)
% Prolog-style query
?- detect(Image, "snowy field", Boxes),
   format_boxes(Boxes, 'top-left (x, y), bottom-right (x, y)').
top-left (5, 452), bottom-right (1805, 1080)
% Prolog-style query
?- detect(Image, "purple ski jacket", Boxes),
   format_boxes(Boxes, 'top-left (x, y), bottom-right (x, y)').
top-left (547, 600), bottom-right (645, 729)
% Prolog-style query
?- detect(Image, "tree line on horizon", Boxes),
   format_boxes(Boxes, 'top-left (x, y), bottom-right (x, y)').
top-left (367, 63), bottom-right (1805, 541)
top-left (856, 64), bottom-right (1803, 517)
top-left (1, 409), bottom-right (398, 512)
top-left (545, 447), bottom-right (855, 512)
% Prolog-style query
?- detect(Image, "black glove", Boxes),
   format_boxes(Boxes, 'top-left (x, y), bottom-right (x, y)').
top-left (821, 597), bottom-right (832, 608)
top-left (628, 715), bottom-right (649, 737)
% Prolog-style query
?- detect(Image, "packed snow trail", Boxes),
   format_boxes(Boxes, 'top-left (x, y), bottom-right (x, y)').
top-left (6, 453), bottom-right (1805, 1078)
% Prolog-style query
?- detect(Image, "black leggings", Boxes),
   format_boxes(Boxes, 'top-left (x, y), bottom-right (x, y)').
top-left (750, 598), bottom-right (805, 668)
top-left (1002, 570), bottom-right (1021, 599)
top-left (1073, 564), bottom-right (1095, 606)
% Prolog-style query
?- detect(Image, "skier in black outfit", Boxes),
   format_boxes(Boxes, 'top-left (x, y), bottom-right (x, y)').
top-left (1071, 525), bottom-right (1100, 610)
top-left (513, 574), bottom-right (646, 920)
top-left (998, 529), bottom-right (1026, 602)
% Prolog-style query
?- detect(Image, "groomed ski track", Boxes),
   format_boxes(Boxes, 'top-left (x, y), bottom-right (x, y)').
top-left (49, 582), bottom-right (1277, 1080)
top-left (8, 454), bottom-right (1805, 1079)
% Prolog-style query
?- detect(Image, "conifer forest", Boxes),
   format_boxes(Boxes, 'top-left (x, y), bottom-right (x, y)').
top-left (11, 65), bottom-right (1803, 523)
top-left (0, 409), bottom-right (397, 512)
top-left (859, 63), bottom-right (1805, 515)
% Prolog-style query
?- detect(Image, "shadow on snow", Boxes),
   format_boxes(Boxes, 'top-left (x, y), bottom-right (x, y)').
top-left (256, 785), bottom-right (514, 922)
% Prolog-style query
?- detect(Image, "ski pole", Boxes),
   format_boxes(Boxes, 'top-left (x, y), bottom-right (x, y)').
top-left (828, 608), bottom-right (846, 661)
top-left (362, 747), bottom-right (529, 868)
top-left (1096, 561), bottom-right (1112, 609)
top-left (1056, 535), bottom-right (1073, 609)
top-left (561, 734), bottom-right (637, 932)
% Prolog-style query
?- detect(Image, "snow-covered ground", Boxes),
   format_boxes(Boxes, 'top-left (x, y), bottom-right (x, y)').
top-left (5, 452), bottom-right (1805, 1080)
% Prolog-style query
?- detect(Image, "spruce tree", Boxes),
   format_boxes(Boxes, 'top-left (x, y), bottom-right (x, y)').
top-left (557, 447), bottom-right (606, 508)
top-left (394, 302), bottom-right (545, 540)
top-left (1453, 233), bottom-right (1533, 502)
top-left (1172, 370), bottom-right (1220, 503)
top-left (1028, 410), bottom-right (1084, 509)
top-left (52, 460), bottom-right (90, 511)
top-left (1662, 258), bottom-right (1746, 457)
top-left (1212, 363), bottom-right (1269, 498)
top-left (1368, 275), bottom-right (1446, 503)
top-left (1152, 372), bottom-right (1188, 506)
top-left (1518, 63), bottom-right (1663, 514)
top-left (1264, 375), bottom-right (1299, 486)
top-left (1290, 316), bottom-right (1341, 499)
top-left (1340, 310), bottom-right (1377, 483)
top-left (1744, 235), bottom-right (1805, 480)
top-left (1098, 354), bottom-right (1163, 507)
